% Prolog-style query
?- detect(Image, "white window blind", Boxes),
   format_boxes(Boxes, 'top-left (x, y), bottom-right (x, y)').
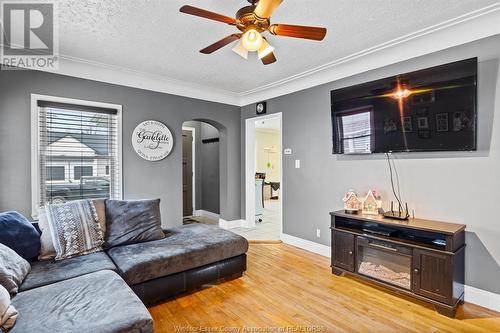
top-left (339, 111), bottom-right (373, 154)
top-left (35, 101), bottom-right (121, 209)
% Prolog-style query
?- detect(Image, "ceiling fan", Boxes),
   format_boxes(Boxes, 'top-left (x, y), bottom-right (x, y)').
top-left (179, 0), bottom-right (327, 65)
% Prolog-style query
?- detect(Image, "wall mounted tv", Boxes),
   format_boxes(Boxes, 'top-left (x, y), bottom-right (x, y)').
top-left (331, 58), bottom-right (477, 154)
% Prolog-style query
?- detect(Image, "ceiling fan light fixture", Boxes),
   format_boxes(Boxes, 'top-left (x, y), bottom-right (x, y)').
top-left (232, 40), bottom-right (249, 59)
top-left (258, 38), bottom-right (274, 59)
top-left (241, 28), bottom-right (263, 52)
top-left (179, 1), bottom-right (327, 65)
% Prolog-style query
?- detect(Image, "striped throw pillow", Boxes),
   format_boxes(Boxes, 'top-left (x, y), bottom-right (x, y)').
top-left (45, 200), bottom-right (104, 261)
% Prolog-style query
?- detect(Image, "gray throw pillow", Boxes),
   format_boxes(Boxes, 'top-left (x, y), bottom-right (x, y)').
top-left (0, 243), bottom-right (30, 296)
top-left (104, 199), bottom-right (164, 248)
top-left (0, 284), bottom-right (18, 332)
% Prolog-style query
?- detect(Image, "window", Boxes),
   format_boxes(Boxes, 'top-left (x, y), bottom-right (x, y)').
top-left (32, 95), bottom-right (122, 217)
top-left (337, 107), bottom-right (373, 154)
top-left (74, 166), bottom-right (93, 180)
top-left (46, 166), bottom-right (65, 181)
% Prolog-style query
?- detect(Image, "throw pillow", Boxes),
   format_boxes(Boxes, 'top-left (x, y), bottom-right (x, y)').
top-left (0, 285), bottom-right (17, 332)
top-left (105, 199), bottom-right (164, 248)
top-left (38, 199), bottom-right (106, 261)
top-left (45, 200), bottom-right (104, 261)
top-left (93, 199), bottom-right (107, 234)
top-left (0, 211), bottom-right (41, 261)
top-left (0, 243), bottom-right (30, 296)
top-left (37, 210), bottom-right (56, 261)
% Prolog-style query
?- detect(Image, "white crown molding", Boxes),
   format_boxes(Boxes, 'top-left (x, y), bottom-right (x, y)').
top-left (6, 3), bottom-right (500, 107)
top-left (41, 54), bottom-right (242, 106)
top-left (238, 2), bottom-right (500, 106)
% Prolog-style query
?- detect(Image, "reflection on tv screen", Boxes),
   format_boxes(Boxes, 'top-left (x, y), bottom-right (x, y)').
top-left (331, 58), bottom-right (477, 154)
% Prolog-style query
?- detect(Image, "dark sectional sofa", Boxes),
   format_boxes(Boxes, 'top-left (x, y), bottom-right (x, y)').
top-left (10, 223), bottom-right (249, 333)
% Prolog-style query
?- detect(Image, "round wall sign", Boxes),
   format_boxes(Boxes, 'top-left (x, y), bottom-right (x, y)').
top-left (132, 120), bottom-right (174, 161)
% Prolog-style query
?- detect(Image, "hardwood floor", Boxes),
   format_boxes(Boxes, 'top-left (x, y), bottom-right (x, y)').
top-left (148, 244), bottom-right (500, 333)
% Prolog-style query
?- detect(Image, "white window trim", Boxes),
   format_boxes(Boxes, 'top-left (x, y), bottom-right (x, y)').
top-left (30, 94), bottom-right (123, 219)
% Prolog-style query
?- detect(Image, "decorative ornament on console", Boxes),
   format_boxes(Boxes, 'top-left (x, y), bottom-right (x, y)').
top-left (343, 190), bottom-right (362, 214)
top-left (361, 189), bottom-right (382, 215)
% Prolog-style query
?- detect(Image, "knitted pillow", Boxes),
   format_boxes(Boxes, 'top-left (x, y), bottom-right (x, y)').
top-left (45, 200), bottom-right (104, 261)
top-left (38, 199), bottom-right (106, 261)
top-left (37, 210), bottom-right (56, 261)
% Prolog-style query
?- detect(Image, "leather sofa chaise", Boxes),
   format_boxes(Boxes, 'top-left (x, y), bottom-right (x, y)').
top-left (2, 212), bottom-right (248, 333)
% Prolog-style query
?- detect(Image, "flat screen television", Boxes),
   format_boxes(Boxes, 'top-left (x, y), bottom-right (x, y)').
top-left (331, 58), bottom-right (477, 154)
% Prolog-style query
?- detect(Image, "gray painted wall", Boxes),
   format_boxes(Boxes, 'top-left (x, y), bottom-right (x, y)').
top-left (183, 121), bottom-right (220, 214)
top-left (0, 69), bottom-right (241, 227)
top-left (241, 35), bottom-right (500, 294)
top-left (200, 123), bottom-right (220, 214)
top-left (183, 120), bottom-right (202, 211)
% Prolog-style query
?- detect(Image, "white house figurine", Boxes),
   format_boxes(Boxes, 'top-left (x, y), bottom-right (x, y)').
top-left (362, 190), bottom-right (382, 215)
top-left (343, 190), bottom-right (362, 214)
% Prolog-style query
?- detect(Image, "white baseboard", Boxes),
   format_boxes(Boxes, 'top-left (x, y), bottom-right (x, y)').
top-left (219, 219), bottom-right (244, 230)
top-left (280, 233), bottom-right (500, 312)
top-left (465, 285), bottom-right (500, 312)
top-left (192, 211), bottom-right (243, 230)
top-left (280, 233), bottom-right (331, 258)
top-left (193, 210), bottom-right (219, 221)
top-left (241, 218), bottom-right (255, 229)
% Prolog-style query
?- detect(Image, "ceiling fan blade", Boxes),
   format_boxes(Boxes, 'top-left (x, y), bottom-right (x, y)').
top-left (269, 24), bottom-right (327, 41)
top-left (254, 0), bottom-right (283, 19)
top-left (200, 34), bottom-right (242, 54)
top-left (180, 5), bottom-right (236, 25)
top-left (261, 52), bottom-right (277, 65)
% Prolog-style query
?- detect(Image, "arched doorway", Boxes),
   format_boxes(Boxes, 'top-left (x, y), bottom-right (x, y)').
top-left (182, 120), bottom-right (222, 225)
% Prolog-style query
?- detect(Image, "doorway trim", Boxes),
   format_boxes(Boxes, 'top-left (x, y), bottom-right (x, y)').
top-left (182, 126), bottom-right (196, 214)
top-left (244, 112), bottom-right (283, 238)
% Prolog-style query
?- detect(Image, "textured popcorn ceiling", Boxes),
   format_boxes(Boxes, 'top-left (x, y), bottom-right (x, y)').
top-left (57, 0), bottom-right (499, 93)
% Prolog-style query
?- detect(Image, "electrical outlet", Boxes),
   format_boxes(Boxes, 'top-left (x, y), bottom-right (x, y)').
top-left (295, 159), bottom-right (300, 168)
top-left (316, 228), bottom-right (321, 238)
